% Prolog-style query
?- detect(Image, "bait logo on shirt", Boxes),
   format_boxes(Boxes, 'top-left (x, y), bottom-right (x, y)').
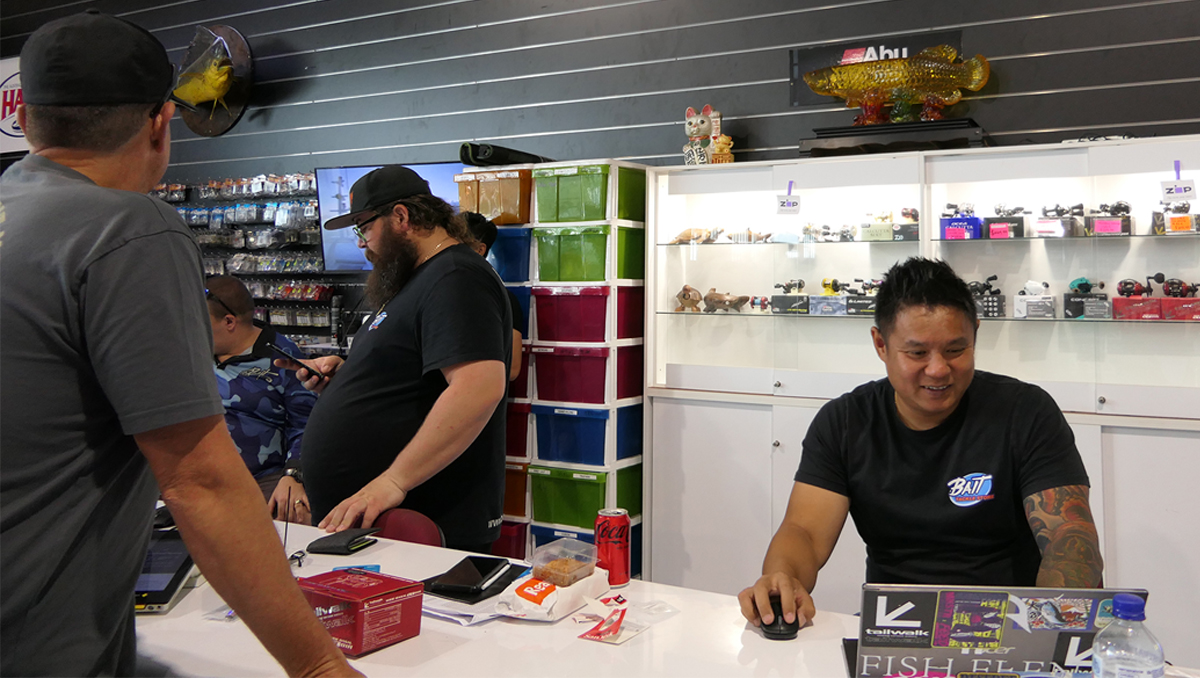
top-left (368, 311), bottom-right (387, 331)
top-left (947, 472), bottom-right (994, 507)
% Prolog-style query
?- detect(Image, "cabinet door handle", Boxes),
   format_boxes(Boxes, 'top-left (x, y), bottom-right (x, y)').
top-left (772, 440), bottom-right (781, 447)
top-left (774, 381), bottom-right (782, 388)
top-left (1098, 396), bottom-right (1106, 404)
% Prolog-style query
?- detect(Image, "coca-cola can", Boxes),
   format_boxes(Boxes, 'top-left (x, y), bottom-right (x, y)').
top-left (595, 508), bottom-right (631, 587)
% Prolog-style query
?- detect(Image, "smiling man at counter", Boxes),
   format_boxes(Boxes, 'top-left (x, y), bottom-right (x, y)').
top-left (739, 257), bottom-right (1103, 631)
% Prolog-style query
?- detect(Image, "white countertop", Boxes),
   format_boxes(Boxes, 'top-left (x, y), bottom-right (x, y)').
top-left (136, 523), bottom-right (858, 677)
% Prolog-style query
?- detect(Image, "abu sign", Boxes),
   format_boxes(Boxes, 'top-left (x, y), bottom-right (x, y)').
top-left (2, 57), bottom-right (29, 154)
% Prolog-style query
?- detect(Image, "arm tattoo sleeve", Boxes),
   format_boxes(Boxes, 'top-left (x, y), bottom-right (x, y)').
top-left (1023, 485), bottom-right (1103, 588)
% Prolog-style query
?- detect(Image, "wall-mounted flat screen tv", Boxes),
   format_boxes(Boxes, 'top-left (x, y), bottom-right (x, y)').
top-left (315, 162), bottom-right (466, 271)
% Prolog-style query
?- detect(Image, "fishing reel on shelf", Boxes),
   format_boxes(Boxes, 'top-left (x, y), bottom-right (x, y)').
top-left (1042, 203), bottom-right (1085, 218)
top-left (967, 275), bottom-right (1001, 298)
top-left (1116, 273), bottom-right (1165, 297)
top-left (900, 207), bottom-right (920, 222)
top-left (849, 278), bottom-right (883, 296)
top-left (1160, 200), bottom-right (1191, 214)
top-left (941, 203), bottom-right (975, 219)
top-left (1017, 280), bottom-right (1050, 296)
top-left (1161, 278), bottom-right (1199, 298)
top-left (1090, 201), bottom-right (1131, 216)
top-left (994, 204), bottom-right (1030, 218)
top-left (1068, 278), bottom-right (1105, 294)
top-left (774, 279), bottom-right (806, 294)
top-left (821, 278), bottom-right (851, 295)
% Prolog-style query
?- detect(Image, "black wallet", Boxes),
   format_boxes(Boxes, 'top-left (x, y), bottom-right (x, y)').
top-left (306, 527), bottom-right (381, 555)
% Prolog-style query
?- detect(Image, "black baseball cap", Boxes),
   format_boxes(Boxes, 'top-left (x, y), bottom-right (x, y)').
top-left (324, 165), bottom-right (433, 230)
top-left (21, 9), bottom-right (175, 107)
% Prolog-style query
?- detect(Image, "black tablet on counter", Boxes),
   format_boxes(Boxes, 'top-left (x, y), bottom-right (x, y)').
top-left (134, 530), bottom-right (196, 614)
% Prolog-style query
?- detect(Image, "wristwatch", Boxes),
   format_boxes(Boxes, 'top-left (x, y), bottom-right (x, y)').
top-left (283, 467), bottom-right (304, 484)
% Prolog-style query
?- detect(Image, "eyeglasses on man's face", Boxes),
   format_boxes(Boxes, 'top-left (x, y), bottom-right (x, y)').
top-left (352, 211), bottom-right (386, 243)
top-left (205, 289), bottom-right (237, 317)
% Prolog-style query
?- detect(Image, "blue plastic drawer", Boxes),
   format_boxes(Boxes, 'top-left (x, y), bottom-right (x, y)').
top-left (532, 404), bottom-right (642, 465)
top-left (507, 285), bottom-right (531, 337)
top-left (488, 226), bottom-right (532, 283)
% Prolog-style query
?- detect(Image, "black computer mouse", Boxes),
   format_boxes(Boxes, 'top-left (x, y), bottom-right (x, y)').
top-left (761, 595), bottom-right (800, 640)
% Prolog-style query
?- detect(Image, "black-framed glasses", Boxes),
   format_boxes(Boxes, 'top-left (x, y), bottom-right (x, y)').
top-left (205, 288), bottom-right (237, 317)
top-left (352, 212), bottom-right (385, 242)
top-left (288, 550), bottom-right (307, 568)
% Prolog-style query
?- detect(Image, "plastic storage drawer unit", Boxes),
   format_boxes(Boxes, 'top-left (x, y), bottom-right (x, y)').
top-left (507, 285), bottom-right (531, 336)
top-left (533, 165), bottom-right (646, 223)
top-left (533, 226), bottom-right (644, 282)
top-left (528, 464), bottom-right (642, 529)
top-left (491, 520), bottom-right (528, 560)
top-left (532, 286), bottom-right (644, 342)
top-left (504, 462), bottom-right (528, 516)
top-left (506, 402), bottom-right (531, 458)
top-left (532, 286), bottom-right (607, 342)
top-left (488, 227), bottom-right (532, 283)
top-left (530, 523), bottom-right (642, 578)
top-left (531, 345), bottom-right (643, 404)
top-left (456, 170), bottom-right (532, 225)
top-left (532, 404), bottom-right (643, 465)
top-left (509, 345), bottom-right (531, 399)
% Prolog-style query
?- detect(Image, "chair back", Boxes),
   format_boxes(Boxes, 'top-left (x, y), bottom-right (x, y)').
top-left (374, 508), bottom-right (444, 547)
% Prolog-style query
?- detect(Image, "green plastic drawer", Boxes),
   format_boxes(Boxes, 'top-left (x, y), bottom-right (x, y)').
top-left (615, 227), bottom-right (645, 279)
top-left (534, 226), bottom-right (608, 281)
top-left (615, 167), bottom-right (646, 222)
top-left (533, 165), bottom-right (609, 222)
top-left (528, 464), bottom-right (642, 529)
top-left (529, 466), bottom-right (606, 529)
top-left (616, 464), bottom-right (642, 517)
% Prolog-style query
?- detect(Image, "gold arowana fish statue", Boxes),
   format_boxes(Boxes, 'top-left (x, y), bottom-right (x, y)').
top-left (173, 57), bottom-right (234, 119)
top-left (804, 45), bottom-right (989, 125)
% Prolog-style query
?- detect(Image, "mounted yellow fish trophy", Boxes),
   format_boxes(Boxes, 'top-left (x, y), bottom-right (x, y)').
top-left (172, 25), bottom-right (253, 137)
top-left (804, 45), bottom-right (988, 126)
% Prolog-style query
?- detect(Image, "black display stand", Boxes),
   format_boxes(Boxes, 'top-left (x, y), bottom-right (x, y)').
top-left (799, 118), bottom-right (992, 157)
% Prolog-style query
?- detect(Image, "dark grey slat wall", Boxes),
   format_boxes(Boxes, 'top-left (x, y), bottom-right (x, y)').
top-left (3, 0), bottom-right (1198, 182)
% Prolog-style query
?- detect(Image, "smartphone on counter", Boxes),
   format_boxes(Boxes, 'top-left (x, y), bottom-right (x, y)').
top-left (264, 341), bottom-right (329, 381)
top-left (426, 556), bottom-right (510, 595)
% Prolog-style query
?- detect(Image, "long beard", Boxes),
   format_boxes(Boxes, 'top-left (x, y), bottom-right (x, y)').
top-left (365, 227), bottom-right (420, 309)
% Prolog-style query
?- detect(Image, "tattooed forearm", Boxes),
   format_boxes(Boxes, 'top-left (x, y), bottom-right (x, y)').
top-left (1024, 485), bottom-right (1103, 588)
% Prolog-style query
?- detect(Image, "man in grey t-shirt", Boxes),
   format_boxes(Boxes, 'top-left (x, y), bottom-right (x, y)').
top-left (0, 12), bottom-right (354, 677)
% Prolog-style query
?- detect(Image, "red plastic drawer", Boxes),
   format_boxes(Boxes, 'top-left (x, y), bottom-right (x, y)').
top-left (506, 401), bottom-right (531, 458)
top-left (532, 345), bottom-right (643, 403)
top-left (532, 286), bottom-right (608, 342)
top-left (510, 345), bottom-right (530, 399)
top-left (616, 286), bottom-right (644, 339)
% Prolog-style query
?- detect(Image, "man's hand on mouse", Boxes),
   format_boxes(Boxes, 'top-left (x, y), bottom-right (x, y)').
top-left (737, 572), bottom-right (816, 627)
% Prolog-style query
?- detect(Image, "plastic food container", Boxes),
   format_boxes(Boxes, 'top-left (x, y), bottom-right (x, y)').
top-left (530, 538), bottom-right (597, 587)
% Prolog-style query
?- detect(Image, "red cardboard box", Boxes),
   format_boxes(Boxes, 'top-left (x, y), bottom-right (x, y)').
top-left (1161, 297), bottom-right (1200, 321)
top-left (1112, 297), bottom-right (1162, 320)
top-left (299, 570), bottom-right (423, 657)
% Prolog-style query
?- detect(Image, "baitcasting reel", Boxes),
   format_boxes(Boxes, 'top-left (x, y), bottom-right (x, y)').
top-left (774, 279), bottom-right (805, 294)
top-left (967, 274), bottom-right (1001, 298)
top-left (1042, 203), bottom-right (1085, 218)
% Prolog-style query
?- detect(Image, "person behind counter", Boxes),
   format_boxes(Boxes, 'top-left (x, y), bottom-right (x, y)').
top-left (462, 211), bottom-right (525, 382)
top-left (738, 257), bottom-right (1102, 632)
top-left (207, 275), bottom-right (316, 524)
top-left (0, 11), bottom-right (356, 677)
top-left (282, 166), bottom-right (511, 553)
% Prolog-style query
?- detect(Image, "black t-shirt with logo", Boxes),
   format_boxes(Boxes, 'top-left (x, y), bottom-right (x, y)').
top-left (795, 371), bottom-right (1089, 586)
top-left (302, 245), bottom-right (512, 546)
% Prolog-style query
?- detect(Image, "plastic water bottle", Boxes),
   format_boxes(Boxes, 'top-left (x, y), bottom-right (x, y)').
top-left (1092, 593), bottom-right (1164, 678)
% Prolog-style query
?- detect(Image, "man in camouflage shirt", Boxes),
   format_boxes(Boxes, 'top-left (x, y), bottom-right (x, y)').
top-left (207, 275), bottom-right (315, 523)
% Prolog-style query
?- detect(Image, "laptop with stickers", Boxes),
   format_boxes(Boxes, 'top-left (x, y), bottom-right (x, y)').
top-left (851, 583), bottom-right (1148, 677)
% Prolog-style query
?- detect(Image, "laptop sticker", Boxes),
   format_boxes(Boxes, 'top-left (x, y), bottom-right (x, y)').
top-left (933, 590), bottom-right (1007, 648)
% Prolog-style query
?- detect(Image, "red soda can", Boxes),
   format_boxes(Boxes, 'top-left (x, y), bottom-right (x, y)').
top-left (595, 508), bottom-right (631, 587)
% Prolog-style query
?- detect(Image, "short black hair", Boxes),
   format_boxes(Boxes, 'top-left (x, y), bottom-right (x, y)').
top-left (874, 257), bottom-right (977, 339)
top-left (23, 103), bottom-right (156, 152)
top-left (462, 212), bottom-right (497, 254)
top-left (205, 275), bottom-right (255, 319)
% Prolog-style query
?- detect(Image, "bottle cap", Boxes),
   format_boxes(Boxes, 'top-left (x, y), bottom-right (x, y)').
top-left (1111, 593), bottom-right (1147, 621)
